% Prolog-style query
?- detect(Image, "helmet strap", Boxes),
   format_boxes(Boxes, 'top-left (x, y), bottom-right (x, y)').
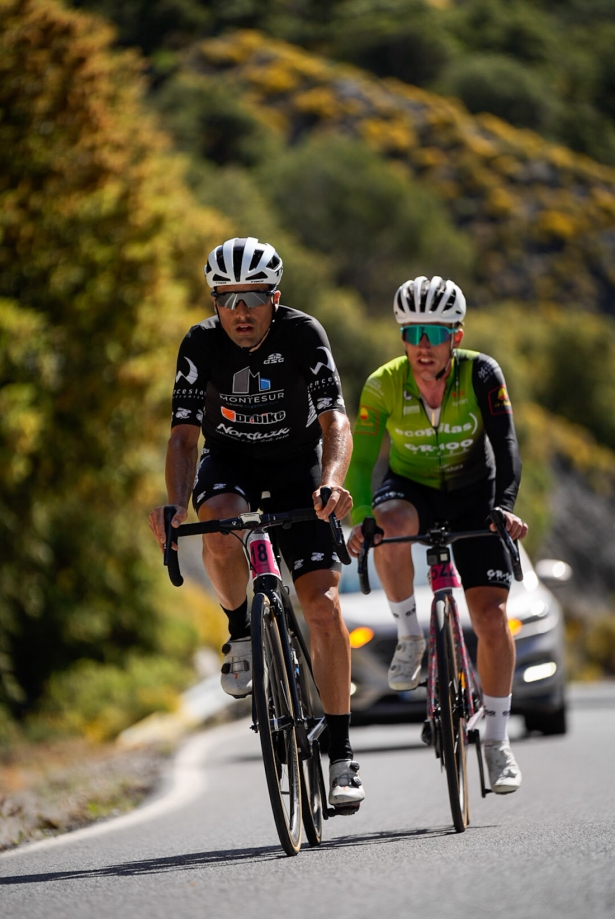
top-left (435, 338), bottom-right (456, 381)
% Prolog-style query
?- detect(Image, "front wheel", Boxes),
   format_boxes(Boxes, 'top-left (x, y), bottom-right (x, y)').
top-left (435, 596), bottom-right (469, 832)
top-left (291, 631), bottom-right (324, 846)
top-left (252, 592), bottom-right (302, 856)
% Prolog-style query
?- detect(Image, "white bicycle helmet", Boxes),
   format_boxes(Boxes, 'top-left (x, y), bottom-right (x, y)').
top-left (204, 237), bottom-right (283, 289)
top-left (393, 276), bottom-right (466, 324)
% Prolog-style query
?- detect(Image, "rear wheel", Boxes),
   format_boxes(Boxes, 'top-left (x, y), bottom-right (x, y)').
top-left (252, 592), bottom-right (302, 856)
top-left (435, 596), bottom-right (469, 833)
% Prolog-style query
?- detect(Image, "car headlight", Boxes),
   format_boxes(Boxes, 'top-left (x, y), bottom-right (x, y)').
top-left (523, 662), bottom-right (558, 682)
top-left (349, 627), bottom-right (374, 648)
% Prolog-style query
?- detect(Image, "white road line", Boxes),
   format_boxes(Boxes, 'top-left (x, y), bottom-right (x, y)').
top-left (0, 718), bottom-right (249, 861)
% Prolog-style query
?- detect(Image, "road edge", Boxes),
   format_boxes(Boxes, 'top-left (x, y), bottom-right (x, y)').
top-left (0, 718), bottom-right (249, 862)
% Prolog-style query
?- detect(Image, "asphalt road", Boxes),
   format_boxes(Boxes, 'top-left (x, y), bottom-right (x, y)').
top-left (2, 685), bottom-right (614, 919)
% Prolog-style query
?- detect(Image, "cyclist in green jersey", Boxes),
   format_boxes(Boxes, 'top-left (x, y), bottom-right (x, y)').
top-left (346, 276), bottom-right (528, 794)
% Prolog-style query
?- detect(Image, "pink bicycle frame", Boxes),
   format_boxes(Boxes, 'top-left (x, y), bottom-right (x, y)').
top-left (248, 529), bottom-right (282, 580)
top-left (426, 560), bottom-right (482, 731)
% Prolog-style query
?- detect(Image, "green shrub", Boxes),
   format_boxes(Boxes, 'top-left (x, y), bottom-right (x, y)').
top-left (0, 0), bottom-right (225, 715)
top-left (439, 53), bottom-right (561, 135)
top-left (261, 134), bottom-right (475, 311)
top-left (151, 71), bottom-right (283, 167)
top-left (331, 12), bottom-right (455, 87)
top-left (30, 655), bottom-right (194, 742)
top-left (584, 614), bottom-right (615, 675)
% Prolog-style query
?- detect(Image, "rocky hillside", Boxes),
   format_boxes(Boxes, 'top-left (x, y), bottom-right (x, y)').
top-left (186, 30), bottom-right (615, 313)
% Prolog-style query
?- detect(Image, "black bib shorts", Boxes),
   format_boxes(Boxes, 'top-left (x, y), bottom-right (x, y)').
top-left (373, 470), bottom-right (513, 591)
top-left (193, 447), bottom-right (342, 582)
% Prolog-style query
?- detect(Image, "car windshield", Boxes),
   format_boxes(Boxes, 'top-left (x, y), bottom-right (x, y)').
top-left (339, 545), bottom-right (430, 594)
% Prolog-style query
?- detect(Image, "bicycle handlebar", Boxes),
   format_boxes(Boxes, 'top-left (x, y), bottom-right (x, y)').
top-left (357, 505), bottom-right (523, 595)
top-left (163, 488), bottom-right (351, 586)
top-left (319, 486), bottom-right (352, 566)
top-left (487, 507), bottom-right (523, 582)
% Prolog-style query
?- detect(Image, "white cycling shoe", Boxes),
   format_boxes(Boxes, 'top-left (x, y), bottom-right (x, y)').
top-left (388, 636), bottom-right (426, 691)
top-left (220, 637), bottom-right (252, 698)
top-left (484, 740), bottom-right (522, 794)
top-left (328, 760), bottom-right (365, 810)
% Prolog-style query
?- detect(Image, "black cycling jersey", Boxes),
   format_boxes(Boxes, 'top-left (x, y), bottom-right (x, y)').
top-left (171, 305), bottom-right (346, 459)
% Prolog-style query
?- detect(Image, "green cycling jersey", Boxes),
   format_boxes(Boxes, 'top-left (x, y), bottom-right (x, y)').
top-left (346, 349), bottom-right (521, 525)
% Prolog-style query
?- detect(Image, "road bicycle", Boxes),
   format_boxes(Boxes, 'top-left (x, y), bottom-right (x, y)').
top-left (358, 508), bottom-right (522, 832)
top-left (162, 489), bottom-right (355, 856)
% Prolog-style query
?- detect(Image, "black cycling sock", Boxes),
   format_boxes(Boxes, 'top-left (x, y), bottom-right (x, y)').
top-left (325, 713), bottom-right (353, 763)
top-left (221, 598), bottom-right (250, 641)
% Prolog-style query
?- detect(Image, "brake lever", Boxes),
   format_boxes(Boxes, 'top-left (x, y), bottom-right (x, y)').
top-left (163, 505), bottom-right (184, 587)
top-left (319, 487), bottom-right (351, 566)
top-left (489, 507), bottom-right (523, 582)
top-left (358, 516), bottom-right (383, 595)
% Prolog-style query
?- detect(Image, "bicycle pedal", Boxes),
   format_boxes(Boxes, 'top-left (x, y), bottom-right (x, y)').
top-left (421, 719), bottom-right (434, 747)
top-left (327, 804), bottom-right (361, 817)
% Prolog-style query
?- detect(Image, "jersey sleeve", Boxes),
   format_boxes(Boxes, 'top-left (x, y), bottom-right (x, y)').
top-left (171, 327), bottom-right (208, 428)
top-left (473, 355), bottom-right (521, 512)
top-left (345, 371), bottom-right (390, 525)
top-left (299, 316), bottom-right (347, 417)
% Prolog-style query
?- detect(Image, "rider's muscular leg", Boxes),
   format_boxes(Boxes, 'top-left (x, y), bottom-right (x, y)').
top-left (295, 569), bottom-right (350, 715)
top-left (198, 495), bottom-right (250, 610)
top-left (373, 500), bottom-right (420, 601)
top-left (465, 586), bottom-right (515, 697)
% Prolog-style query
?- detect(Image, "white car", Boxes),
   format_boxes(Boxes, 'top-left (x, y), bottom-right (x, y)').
top-left (339, 544), bottom-right (568, 735)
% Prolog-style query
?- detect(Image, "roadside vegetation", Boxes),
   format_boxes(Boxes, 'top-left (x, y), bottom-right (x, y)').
top-left (2, 0), bottom-right (615, 755)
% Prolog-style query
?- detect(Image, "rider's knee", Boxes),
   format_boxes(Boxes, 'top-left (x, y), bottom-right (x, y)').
top-left (202, 530), bottom-right (242, 561)
top-left (374, 501), bottom-right (418, 538)
top-left (299, 587), bottom-right (343, 634)
top-left (198, 495), bottom-right (248, 561)
top-left (470, 602), bottom-right (510, 643)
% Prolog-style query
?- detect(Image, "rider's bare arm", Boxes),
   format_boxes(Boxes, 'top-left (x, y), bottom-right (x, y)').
top-left (149, 424), bottom-right (200, 548)
top-left (314, 410), bottom-right (353, 521)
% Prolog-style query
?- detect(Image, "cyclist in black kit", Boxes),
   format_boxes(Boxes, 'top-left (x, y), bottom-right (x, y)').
top-left (150, 237), bottom-right (365, 809)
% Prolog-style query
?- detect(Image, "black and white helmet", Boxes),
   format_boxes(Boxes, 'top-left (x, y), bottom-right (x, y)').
top-left (204, 237), bottom-right (283, 289)
top-left (393, 276), bottom-right (466, 325)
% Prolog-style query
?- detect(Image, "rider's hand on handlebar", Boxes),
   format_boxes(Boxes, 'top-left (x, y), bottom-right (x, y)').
top-left (490, 509), bottom-right (528, 542)
top-left (347, 520), bottom-right (385, 558)
top-left (149, 504), bottom-right (188, 551)
top-left (313, 484), bottom-right (353, 521)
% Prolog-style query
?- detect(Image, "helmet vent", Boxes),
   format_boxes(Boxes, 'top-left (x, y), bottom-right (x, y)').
top-left (232, 241), bottom-right (247, 281)
top-left (249, 249), bottom-right (263, 272)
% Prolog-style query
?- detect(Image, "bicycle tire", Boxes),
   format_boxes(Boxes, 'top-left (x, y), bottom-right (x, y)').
top-left (252, 592), bottom-right (302, 856)
top-left (435, 596), bottom-right (469, 832)
top-left (290, 632), bottom-right (324, 846)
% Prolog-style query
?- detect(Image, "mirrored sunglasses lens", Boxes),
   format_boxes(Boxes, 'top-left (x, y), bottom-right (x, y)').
top-left (402, 325), bottom-right (453, 345)
top-left (427, 326), bottom-right (452, 344)
top-left (215, 291), bottom-right (271, 309)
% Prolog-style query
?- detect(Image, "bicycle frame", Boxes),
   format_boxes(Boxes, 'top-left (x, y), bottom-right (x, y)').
top-left (161, 491), bottom-right (355, 851)
top-left (246, 527), bottom-right (326, 761)
top-left (425, 559), bottom-right (482, 733)
top-left (358, 511), bottom-right (523, 820)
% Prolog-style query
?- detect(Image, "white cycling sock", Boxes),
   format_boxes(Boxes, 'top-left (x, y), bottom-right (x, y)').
top-left (388, 595), bottom-right (423, 640)
top-left (483, 694), bottom-right (512, 743)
